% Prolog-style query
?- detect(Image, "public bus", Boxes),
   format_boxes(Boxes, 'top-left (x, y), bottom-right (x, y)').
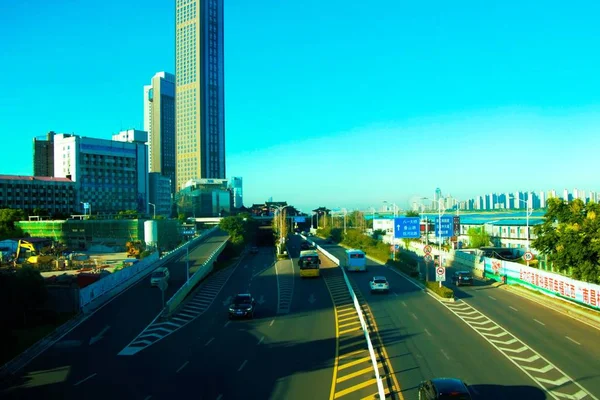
top-left (298, 250), bottom-right (321, 278)
top-left (345, 249), bottom-right (367, 272)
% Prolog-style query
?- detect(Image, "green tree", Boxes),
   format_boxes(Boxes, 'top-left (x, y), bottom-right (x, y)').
top-left (219, 214), bottom-right (258, 248)
top-left (0, 208), bottom-right (25, 240)
top-left (533, 198), bottom-right (600, 283)
top-left (405, 210), bottom-right (420, 217)
top-left (467, 227), bottom-right (490, 248)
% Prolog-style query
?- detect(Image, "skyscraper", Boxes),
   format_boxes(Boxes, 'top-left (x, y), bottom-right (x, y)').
top-left (33, 131), bottom-right (56, 177)
top-left (175, 0), bottom-right (225, 192)
top-left (144, 72), bottom-right (176, 194)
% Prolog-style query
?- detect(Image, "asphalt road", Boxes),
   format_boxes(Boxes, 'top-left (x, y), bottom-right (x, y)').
top-left (0, 229), bottom-right (230, 398)
top-left (1, 235), bottom-right (340, 399)
top-left (312, 237), bottom-right (553, 400)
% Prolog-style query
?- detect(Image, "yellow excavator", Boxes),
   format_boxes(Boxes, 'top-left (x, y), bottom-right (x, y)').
top-left (14, 239), bottom-right (55, 268)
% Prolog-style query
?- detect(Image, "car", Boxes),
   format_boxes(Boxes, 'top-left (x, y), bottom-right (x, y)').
top-left (150, 267), bottom-right (170, 287)
top-left (300, 242), bottom-right (310, 250)
top-left (418, 378), bottom-right (472, 400)
top-left (250, 246), bottom-right (259, 254)
top-left (228, 293), bottom-right (256, 319)
top-left (369, 276), bottom-right (390, 293)
top-left (326, 237), bottom-right (333, 244)
top-left (452, 270), bottom-right (474, 286)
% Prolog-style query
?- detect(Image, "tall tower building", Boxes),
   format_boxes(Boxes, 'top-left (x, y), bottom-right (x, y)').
top-left (33, 131), bottom-right (56, 177)
top-left (175, 0), bottom-right (225, 192)
top-left (144, 72), bottom-right (176, 194)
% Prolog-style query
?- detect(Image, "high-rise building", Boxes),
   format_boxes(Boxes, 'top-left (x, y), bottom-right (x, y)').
top-left (175, 0), bottom-right (225, 191)
top-left (144, 72), bottom-right (176, 194)
top-left (229, 176), bottom-right (243, 208)
top-left (539, 190), bottom-right (546, 208)
top-left (563, 188), bottom-right (569, 202)
top-left (33, 131), bottom-right (57, 177)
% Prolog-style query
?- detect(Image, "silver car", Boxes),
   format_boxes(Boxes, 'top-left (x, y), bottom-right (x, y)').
top-left (369, 276), bottom-right (390, 293)
top-left (150, 267), bottom-right (170, 287)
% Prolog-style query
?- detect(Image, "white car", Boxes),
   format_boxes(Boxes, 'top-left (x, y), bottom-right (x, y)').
top-left (150, 267), bottom-right (170, 287)
top-left (370, 276), bottom-right (390, 293)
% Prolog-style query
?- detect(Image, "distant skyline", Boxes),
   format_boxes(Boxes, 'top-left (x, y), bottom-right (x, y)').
top-left (2, 0), bottom-right (600, 213)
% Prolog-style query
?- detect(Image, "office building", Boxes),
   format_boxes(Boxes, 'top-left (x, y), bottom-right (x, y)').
top-left (144, 72), bottom-right (176, 194)
top-left (149, 172), bottom-right (173, 217)
top-left (53, 132), bottom-right (149, 214)
top-left (175, 0), bottom-right (225, 191)
top-left (33, 131), bottom-right (57, 177)
top-left (0, 175), bottom-right (76, 215)
top-left (229, 176), bottom-right (243, 208)
top-left (175, 178), bottom-right (231, 217)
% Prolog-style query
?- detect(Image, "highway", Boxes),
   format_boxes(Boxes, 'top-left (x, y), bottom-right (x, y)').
top-left (310, 236), bottom-right (598, 400)
top-left (0, 229), bottom-right (230, 399)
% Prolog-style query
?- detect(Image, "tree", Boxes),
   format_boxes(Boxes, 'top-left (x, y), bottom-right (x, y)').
top-left (532, 198), bottom-right (600, 284)
top-left (0, 208), bottom-right (25, 240)
top-left (467, 227), bottom-right (490, 248)
top-left (405, 210), bottom-right (420, 217)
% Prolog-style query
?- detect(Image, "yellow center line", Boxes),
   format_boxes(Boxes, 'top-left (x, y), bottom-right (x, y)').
top-left (334, 378), bottom-right (378, 399)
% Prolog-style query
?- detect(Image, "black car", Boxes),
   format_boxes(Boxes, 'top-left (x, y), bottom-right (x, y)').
top-left (228, 294), bottom-right (256, 319)
top-left (452, 271), bottom-right (474, 286)
top-left (418, 378), bottom-right (472, 400)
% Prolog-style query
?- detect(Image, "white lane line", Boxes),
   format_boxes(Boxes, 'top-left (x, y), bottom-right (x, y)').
top-left (424, 328), bottom-right (432, 337)
top-left (216, 395), bottom-right (223, 400)
top-left (393, 292), bottom-right (399, 297)
top-left (509, 306), bottom-right (518, 312)
top-left (176, 361), bottom-right (189, 373)
top-left (74, 373), bottom-right (97, 386)
top-left (224, 321), bottom-right (231, 328)
top-left (401, 301), bottom-right (407, 308)
top-left (534, 319), bottom-right (545, 326)
top-left (489, 295), bottom-right (497, 300)
top-left (269, 319), bottom-right (275, 327)
top-left (410, 312), bottom-right (418, 320)
top-left (144, 396), bottom-right (152, 400)
top-left (257, 336), bottom-right (264, 345)
top-left (238, 360), bottom-right (248, 372)
top-left (441, 349), bottom-right (450, 360)
top-left (566, 336), bottom-right (581, 346)
top-left (205, 337), bottom-right (214, 346)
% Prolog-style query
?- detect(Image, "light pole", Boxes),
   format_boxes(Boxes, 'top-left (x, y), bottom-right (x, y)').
top-left (437, 198), bottom-right (446, 288)
top-left (510, 193), bottom-right (533, 265)
top-left (148, 202), bottom-right (156, 219)
top-left (186, 241), bottom-right (190, 282)
top-left (419, 197), bottom-right (430, 244)
top-left (343, 208), bottom-right (347, 234)
top-left (370, 207), bottom-right (375, 230)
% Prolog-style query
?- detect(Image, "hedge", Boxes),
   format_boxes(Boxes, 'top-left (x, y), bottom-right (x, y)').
top-left (424, 281), bottom-right (454, 298)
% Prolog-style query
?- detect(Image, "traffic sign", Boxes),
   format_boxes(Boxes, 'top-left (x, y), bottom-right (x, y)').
top-left (453, 216), bottom-right (460, 235)
top-left (394, 217), bottom-right (421, 239)
top-left (434, 216), bottom-right (454, 238)
top-left (423, 245), bottom-right (433, 254)
top-left (436, 267), bottom-right (446, 282)
top-left (523, 252), bottom-right (534, 262)
top-left (424, 254), bottom-right (433, 262)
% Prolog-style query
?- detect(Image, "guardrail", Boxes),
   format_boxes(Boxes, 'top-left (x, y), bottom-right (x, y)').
top-left (302, 235), bottom-right (386, 400)
top-left (161, 236), bottom-right (229, 317)
top-left (79, 226), bottom-right (218, 313)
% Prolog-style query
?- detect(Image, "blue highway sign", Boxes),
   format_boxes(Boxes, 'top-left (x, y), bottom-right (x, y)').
top-left (394, 217), bottom-right (421, 239)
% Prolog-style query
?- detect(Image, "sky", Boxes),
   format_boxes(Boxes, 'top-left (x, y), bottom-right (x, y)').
top-left (1, 0), bottom-right (600, 213)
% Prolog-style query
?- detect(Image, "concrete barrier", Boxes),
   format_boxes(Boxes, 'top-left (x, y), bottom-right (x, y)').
top-left (161, 238), bottom-right (229, 317)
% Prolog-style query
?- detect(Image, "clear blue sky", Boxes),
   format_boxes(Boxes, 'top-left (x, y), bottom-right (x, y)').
top-left (1, 0), bottom-right (600, 213)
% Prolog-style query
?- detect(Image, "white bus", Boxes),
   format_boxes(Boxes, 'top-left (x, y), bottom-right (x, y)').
top-left (345, 249), bottom-right (367, 272)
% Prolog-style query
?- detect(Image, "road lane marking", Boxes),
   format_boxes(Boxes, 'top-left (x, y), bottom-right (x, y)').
top-left (441, 349), bottom-right (450, 360)
top-left (144, 396), bottom-right (152, 400)
top-left (565, 336), bottom-right (581, 345)
top-left (224, 321), bottom-right (230, 328)
top-left (509, 306), bottom-right (519, 312)
top-left (489, 295), bottom-right (497, 300)
top-left (216, 395), bottom-right (223, 400)
top-left (401, 301), bottom-right (407, 307)
top-left (257, 336), bottom-right (264, 345)
top-left (74, 373), bottom-right (97, 386)
top-left (393, 292), bottom-right (399, 297)
top-left (534, 319), bottom-right (545, 326)
top-left (238, 360), bottom-right (248, 371)
top-left (269, 319), bottom-right (275, 327)
top-left (410, 312), bottom-right (418, 320)
top-left (204, 337), bottom-right (214, 346)
top-left (424, 328), bottom-right (432, 337)
top-left (176, 361), bottom-right (189, 373)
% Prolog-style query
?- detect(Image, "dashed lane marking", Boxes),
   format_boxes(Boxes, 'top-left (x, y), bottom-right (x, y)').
top-left (118, 266), bottom-right (236, 356)
top-left (439, 299), bottom-right (598, 400)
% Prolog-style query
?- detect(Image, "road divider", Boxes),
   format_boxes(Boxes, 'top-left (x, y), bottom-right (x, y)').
top-left (161, 237), bottom-right (229, 318)
top-left (304, 236), bottom-right (386, 400)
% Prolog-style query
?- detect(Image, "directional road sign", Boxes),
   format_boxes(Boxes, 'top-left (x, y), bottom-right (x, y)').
top-left (434, 216), bottom-right (454, 238)
top-left (436, 267), bottom-right (446, 282)
top-left (394, 217), bottom-right (421, 239)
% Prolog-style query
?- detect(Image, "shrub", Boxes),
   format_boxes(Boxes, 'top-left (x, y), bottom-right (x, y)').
top-left (425, 281), bottom-right (454, 298)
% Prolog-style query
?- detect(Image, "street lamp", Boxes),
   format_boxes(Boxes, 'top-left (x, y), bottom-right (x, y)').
top-left (343, 208), bottom-right (348, 234)
top-left (510, 193), bottom-right (533, 265)
top-left (148, 202), bottom-right (156, 219)
top-left (437, 198), bottom-right (446, 287)
top-left (419, 197), bottom-right (430, 244)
